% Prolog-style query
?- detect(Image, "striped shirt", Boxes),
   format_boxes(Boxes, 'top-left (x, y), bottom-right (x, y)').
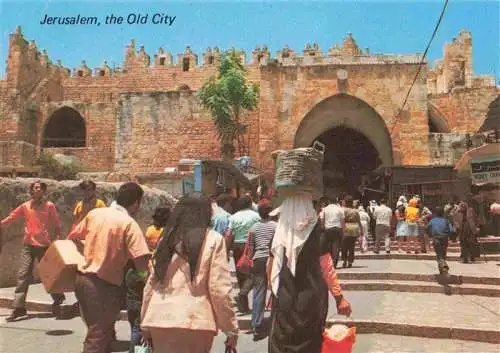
top-left (248, 220), bottom-right (277, 260)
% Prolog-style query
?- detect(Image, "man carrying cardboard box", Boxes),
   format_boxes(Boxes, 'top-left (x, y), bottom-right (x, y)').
top-left (0, 180), bottom-right (66, 322)
top-left (68, 182), bottom-right (150, 353)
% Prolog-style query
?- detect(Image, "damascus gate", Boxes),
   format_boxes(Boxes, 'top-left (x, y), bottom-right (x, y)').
top-left (0, 27), bottom-right (498, 199)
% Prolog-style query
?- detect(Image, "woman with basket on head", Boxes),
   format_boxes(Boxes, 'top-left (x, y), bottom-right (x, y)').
top-left (268, 142), bottom-right (353, 353)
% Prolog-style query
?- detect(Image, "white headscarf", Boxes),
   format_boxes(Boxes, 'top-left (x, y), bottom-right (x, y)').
top-left (397, 195), bottom-right (408, 208)
top-left (270, 194), bottom-right (318, 296)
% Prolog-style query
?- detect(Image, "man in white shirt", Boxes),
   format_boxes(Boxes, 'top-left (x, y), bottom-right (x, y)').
top-left (320, 197), bottom-right (345, 268)
top-left (373, 198), bottom-right (393, 254)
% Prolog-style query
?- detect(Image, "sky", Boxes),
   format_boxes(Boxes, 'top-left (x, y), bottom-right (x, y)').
top-left (0, 0), bottom-right (499, 80)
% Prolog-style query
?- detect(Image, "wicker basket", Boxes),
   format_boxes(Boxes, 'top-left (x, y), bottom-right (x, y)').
top-left (274, 141), bottom-right (325, 198)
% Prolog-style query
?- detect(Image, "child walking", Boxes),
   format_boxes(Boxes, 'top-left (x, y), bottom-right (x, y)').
top-left (427, 206), bottom-right (460, 284)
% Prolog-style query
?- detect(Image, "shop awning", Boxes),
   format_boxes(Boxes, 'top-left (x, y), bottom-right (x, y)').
top-left (454, 143), bottom-right (500, 184)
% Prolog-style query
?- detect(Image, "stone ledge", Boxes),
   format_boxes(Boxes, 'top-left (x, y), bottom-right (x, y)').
top-left (337, 272), bottom-right (500, 286)
top-left (324, 320), bottom-right (500, 344)
top-left (339, 280), bottom-right (500, 297)
top-left (355, 246), bottom-right (462, 253)
top-left (355, 253), bottom-right (500, 261)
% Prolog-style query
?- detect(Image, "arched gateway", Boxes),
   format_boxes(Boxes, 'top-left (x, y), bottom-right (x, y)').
top-left (294, 94), bottom-right (393, 198)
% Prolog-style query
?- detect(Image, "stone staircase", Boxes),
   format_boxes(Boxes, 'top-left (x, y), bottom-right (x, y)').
top-left (0, 257), bottom-right (498, 348)
top-left (232, 258), bottom-right (500, 345)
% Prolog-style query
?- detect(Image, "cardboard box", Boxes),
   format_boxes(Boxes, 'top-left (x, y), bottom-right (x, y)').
top-left (38, 240), bottom-right (84, 293)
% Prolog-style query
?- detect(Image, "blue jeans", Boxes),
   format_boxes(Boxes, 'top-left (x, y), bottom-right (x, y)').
top-left (251, 257), bottom-right (268, 331)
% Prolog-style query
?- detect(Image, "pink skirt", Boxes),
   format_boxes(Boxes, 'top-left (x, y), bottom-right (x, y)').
top-left (150, 328), bottom-right (215, 353)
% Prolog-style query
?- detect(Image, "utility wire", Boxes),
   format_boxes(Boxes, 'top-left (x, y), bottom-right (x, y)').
top-left (390, 0), bottom-right (449, 136)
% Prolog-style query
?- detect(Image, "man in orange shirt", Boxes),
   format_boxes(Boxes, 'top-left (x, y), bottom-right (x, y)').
top-left (0, 181), bottom-right (65, 322)
top-left (68, 182), bottom-right (150, 353)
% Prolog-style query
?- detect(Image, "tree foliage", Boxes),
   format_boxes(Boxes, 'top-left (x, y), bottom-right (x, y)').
top-left (197, 49), bottom-right (259, 160)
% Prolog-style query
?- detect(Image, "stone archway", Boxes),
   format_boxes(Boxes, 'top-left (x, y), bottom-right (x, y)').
top-left (294, 94), bottom-right (393, 197)
top-left (42, 107), bottom-right (86, 148)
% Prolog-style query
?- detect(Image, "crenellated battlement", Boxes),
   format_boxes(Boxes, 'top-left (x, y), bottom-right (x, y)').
top-left (4, 29), bottom-right (430, 82)
top-left (6, 26), bottom-right (72, 83)
top-left (4, 27), bottom-right (497, 93)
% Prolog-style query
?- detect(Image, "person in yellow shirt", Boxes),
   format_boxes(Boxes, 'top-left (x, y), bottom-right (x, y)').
top-left (405, 198), bottom-right (421, 254)
top-left (145, 206), bottom-right (171, 251)
top-left (73, 180), bottom-right (107, 227)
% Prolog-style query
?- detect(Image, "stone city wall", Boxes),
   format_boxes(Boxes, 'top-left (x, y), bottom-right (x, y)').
top-left (0, 177), bottom-right (176, 287)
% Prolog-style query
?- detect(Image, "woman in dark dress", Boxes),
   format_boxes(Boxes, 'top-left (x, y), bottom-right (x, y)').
top-left (267, 195), bottom-right (352, 353)
top-left (458, 197), bottom-right (481, 263)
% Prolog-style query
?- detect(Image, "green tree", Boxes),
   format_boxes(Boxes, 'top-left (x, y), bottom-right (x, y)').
top-left (197, 49), bottom-right (259, 160)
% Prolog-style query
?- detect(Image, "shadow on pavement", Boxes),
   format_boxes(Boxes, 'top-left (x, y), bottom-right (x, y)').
top-left (110, 340), bottom-right (129, 352)
top-left (28, 313), bottom-right (54, 319)
top-left (46, 329), bottom-right (74, 336)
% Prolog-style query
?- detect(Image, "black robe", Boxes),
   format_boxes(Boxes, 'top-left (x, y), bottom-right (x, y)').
top-left (268, 223), bottom-right (332, 353)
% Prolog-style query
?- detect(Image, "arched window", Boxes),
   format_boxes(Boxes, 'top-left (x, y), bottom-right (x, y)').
top-left (42, 107), bottom-right (86, 148)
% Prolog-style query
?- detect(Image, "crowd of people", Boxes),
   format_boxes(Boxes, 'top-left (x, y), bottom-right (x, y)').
top-left (0, 178), bottom-right (498, 353)
top-left (315, 191), bottom-right (499, 278)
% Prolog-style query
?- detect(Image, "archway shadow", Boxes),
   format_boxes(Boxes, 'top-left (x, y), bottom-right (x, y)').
top-left (317, 127), bottom-right (382, 198)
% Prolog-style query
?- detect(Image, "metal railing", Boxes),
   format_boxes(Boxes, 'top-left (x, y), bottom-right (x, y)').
top-left (41, 137), bottom-right (86, 148)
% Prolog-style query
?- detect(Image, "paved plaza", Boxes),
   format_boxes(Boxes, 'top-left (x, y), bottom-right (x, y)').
top-left (0, 307), bottom-right (499, 353)
top-left (0, 258), bottom-right (498, 352)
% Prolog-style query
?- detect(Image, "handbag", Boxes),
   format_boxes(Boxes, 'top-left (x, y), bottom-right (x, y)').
top-left (225, 343), bottom-right (237, 353)
top-left (236, 233), bottom-right (253, 274)
top-left (134, 342), bottom-right (152, 353)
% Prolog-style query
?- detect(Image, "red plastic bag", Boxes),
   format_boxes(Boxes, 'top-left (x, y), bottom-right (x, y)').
top-left (236, 234), bottom-right (253, 274)
top-left (321, 325), bottom-right (356, 353)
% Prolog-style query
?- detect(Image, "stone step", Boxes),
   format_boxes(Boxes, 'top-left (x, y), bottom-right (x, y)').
top-left (213, 332), bottom-right (500, 353)
top-left (354, 252), bottom-right (500, 261)
top-left (236, 291), bottom-right (500, 344)
top-left (337, 259), bottom-right (500, 284)
top-left (337, 272), bottom-right (500, 286)
top-left (339, 333), bottom-right (499, 353)
top-left (355, 246), bottom-right (462, 253)
top-left (1, 285), bottom-right (499, 344)
top-left (340, 279), bottom-right (500, 297)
